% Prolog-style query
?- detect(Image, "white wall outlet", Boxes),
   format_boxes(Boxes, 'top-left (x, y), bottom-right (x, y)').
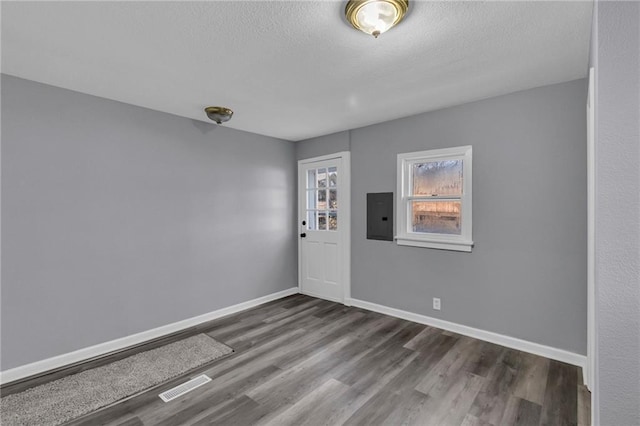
top-left (433, 298), bottom-right (441, 310)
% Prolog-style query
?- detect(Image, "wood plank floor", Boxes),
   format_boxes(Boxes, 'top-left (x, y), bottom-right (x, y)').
top-left (9, 294), bottom-right (588, 425)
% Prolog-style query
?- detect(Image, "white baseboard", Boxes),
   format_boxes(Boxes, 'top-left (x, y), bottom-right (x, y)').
top-left (347, 298), bottom-right (587, 372)
top-left (0, 287), bottom-right (299, 385)
top-left (299, 290), bottom-right (343, 304)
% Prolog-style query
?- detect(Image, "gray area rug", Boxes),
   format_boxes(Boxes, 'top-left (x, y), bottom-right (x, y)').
top-left (0, 334), bottom-right (233, 426)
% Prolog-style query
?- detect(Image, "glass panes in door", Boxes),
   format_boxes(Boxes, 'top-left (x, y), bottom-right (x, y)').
top-left (328, 167), bottom-right (337, 187)
top-left (306, 166), bottom-right (338, 231)
top-left (317, 189), bottom-right (327, 210)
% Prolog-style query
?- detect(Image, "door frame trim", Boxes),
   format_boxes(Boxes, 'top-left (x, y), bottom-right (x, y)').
top-left (297, 151), bottom-right (351, 305)
top-left (586, 67), bottom-right (596, 392)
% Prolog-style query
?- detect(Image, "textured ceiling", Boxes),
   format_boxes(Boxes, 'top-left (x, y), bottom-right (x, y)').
top-left (1, 1), bottom-right (592, 141)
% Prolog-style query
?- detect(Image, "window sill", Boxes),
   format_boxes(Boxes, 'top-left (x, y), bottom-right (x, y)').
top-left (395, 236), bottom-right (473, 252)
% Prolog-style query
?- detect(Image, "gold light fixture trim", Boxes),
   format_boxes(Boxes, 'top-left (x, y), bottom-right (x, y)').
top-left (345, 0), bottom-right (409, 38)
top-left (204, 106), bottom-right (234, 124)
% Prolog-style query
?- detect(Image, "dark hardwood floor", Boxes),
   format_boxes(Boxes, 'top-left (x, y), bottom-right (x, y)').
top-left (8, 294), bottom-right (589, 425)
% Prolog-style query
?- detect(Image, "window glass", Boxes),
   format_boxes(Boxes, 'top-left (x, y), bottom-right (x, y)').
top-left (318, 211), bottom-right (327, 230)
top-left (412, 160), bottom-right (463, 196)
top-left (307, 211), bottom-right (317, 230)
top-left (328, 167), bottom-right (338, 187)
top-left (317, 189), bottom-right (327, 210)
top-left (317, 168), bottom-right (327, 188)
top-left (329, 189), bottom-right (337, 209)
top-left (307, 169), bottom-right (316, 189)
top-left (411, 201), bottom-right (461, 235)
top-left (307, 190), bottom-right (316, 210)
top-left (329, 212), bottom-right (338, 230)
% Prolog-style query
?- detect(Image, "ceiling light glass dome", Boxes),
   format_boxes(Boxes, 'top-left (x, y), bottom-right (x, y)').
top-left (345, 0), bottom-right (409, 38)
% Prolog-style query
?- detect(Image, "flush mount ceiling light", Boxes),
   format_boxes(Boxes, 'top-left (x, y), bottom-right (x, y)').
top-left (345, 0), bottom-right (409, 38)
top-left (204, 106), bottom-right (234, 124)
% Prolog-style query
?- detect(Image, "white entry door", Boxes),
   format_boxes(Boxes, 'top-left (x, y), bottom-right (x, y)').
top-left (298, 152), bottom-right (350, 303)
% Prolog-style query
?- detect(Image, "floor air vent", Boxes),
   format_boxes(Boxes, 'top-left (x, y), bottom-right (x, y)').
top-left (159, 374), bottom-right (212, 402)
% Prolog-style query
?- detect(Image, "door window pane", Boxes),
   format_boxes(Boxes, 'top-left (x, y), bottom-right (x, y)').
top-left (411, 201), bottom-right (461, 235)
top-left (329, 211), bottom-right (338, 230)
top-left (317, 189), bottom-right (327, 210)
top-left (329, 189), bottom-right (337, 209)
top-left (412, 160), bottom-right (463, 196)
top-left (318, 211), bottom-right (327, 230)
top-left (328, 167), bottom-right (338, 187)
top-left (307, 190), bottom-right (316, 210)
top-left (307, 169), bottom-right (316, 189)
top-left (307, 211), bottom-right (317, 230)
top-left (317, 168), bottom-right (327, 188)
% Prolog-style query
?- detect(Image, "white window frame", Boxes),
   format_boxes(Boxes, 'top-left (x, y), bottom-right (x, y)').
top-left (396, 145), bottom-right (473, 252)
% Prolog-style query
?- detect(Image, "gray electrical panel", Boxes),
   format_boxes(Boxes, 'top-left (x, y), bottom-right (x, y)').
top-left (367, 192), bottom-right (394, 241)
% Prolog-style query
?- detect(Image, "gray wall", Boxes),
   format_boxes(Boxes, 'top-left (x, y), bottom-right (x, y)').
top-left (295, 131), bottom-right (350, 161)
top-left (593, 1), bottom-right (640, 424)
top-left (1, 75), bottom-right (297, 371)
top-left (298, 79), bottom-right (588, 355)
